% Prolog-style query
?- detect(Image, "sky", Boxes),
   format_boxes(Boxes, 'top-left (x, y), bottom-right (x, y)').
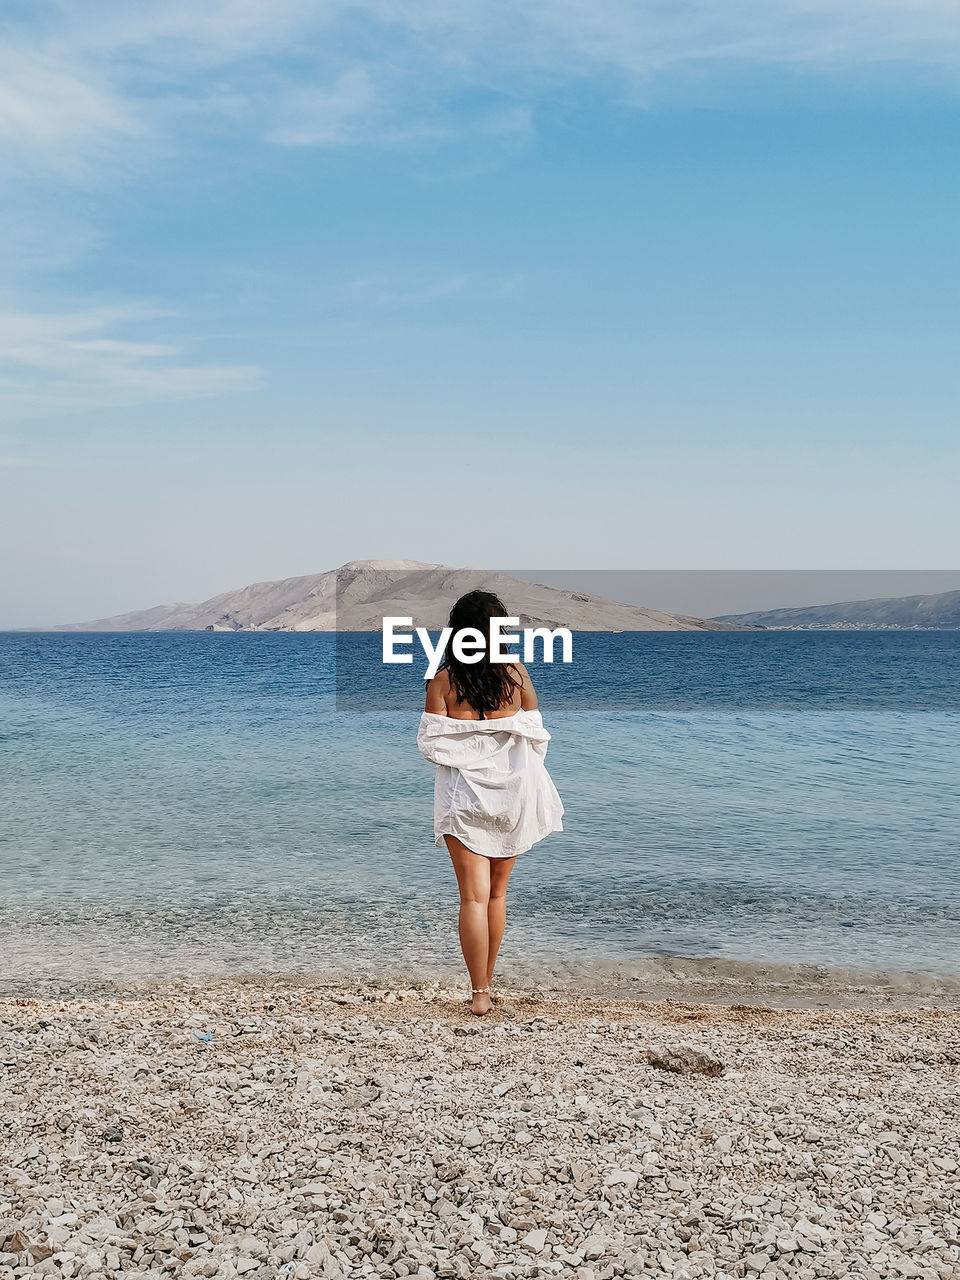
top-left (1, 0), bottom-right (960, 627)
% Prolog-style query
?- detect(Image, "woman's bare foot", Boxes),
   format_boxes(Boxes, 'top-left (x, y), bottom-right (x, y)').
top-left (471, 986), bottom-right (492, 1016)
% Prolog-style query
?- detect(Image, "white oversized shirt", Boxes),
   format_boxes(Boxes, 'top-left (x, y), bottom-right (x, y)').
top-left (417, 708), bottom-right (564, 858)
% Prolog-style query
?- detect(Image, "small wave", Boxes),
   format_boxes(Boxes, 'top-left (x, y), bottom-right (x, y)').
top-left (2, 948), bottom-right (959, 1009)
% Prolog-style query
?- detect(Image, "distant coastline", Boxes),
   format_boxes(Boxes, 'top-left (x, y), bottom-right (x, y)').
top-left (727, 623), bottom-right (960, 631)
top-left (45, 560), bottom-right (749, 634)
top-left (27, 560), bottom-right (960, 633)
top-left (719, 586), bottom-right (960, 630)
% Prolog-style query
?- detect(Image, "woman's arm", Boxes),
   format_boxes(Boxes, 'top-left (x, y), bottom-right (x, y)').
top-left (514, 662), bottom-right (539, 710)
top-left (424, 671), bottom-right (447, 713)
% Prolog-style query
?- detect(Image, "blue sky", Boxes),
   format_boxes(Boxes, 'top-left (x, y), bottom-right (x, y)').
top-left (1, 0), bottom-right (959, 625)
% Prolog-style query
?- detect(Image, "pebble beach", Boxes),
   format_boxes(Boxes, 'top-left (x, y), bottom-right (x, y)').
top-left (2, 980), bottom-right (959, 1280)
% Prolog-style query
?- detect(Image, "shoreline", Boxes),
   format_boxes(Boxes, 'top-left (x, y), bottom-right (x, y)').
top-left (3, 951), bottom-right (960, 1010)
top-left (3, 979), bottom-right (959, 1279)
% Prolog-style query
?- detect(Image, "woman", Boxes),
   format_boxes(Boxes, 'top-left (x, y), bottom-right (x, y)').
top-left (417, 590), bottom-right (564, 1015)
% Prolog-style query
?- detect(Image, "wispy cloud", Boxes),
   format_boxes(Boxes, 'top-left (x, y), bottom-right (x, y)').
top-left (0, 47), bottom-right (138, 182)
top-left (3, 1), bottom-right (960, 179)
top-left (2, 0), bottom-right (959, 418)
top-left (0, 306), bottom-right (259, 416)
top-left (263, 68), bottom-right (381, 147)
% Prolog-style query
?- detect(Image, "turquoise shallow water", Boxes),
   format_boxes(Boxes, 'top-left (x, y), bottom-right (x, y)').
top-left (1, 631), bottom-right (958, 990)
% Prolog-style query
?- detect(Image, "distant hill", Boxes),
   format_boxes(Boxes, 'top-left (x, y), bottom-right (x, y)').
top-left (54, 560), bottom-right (749, 633)
top-left (717, 589), bottom-right (960, 630)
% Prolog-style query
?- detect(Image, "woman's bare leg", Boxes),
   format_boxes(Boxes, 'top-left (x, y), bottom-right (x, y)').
top-left (445, 836), bottom-right (492, 1014)
top-left (486, 856), bottom-right (517, 990)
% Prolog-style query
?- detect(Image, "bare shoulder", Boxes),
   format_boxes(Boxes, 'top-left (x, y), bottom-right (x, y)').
top-left (424, 669), bottom-right (449, 713)
top-left (512, 661), bottom-right (538, 709)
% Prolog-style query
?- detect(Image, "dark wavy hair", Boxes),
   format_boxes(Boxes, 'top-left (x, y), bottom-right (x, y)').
top-left (440, 590), bottom-right (522, 719)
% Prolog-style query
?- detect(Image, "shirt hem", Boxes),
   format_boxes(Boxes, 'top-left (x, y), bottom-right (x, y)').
top-left (433, 823), bottom-right (563, 859)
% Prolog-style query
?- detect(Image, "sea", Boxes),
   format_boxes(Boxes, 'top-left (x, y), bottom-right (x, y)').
top-left (1, 631), bottom-right (958, 999)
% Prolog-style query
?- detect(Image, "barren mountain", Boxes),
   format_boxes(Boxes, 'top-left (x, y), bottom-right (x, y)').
top-left (718, 588), bottom-right (960, 630)
top-left (56, 560), bottom-right (749, 632)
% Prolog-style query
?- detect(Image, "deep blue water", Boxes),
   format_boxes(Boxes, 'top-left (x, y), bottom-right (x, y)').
top-left (1, 631), bottom-right (958, 988)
